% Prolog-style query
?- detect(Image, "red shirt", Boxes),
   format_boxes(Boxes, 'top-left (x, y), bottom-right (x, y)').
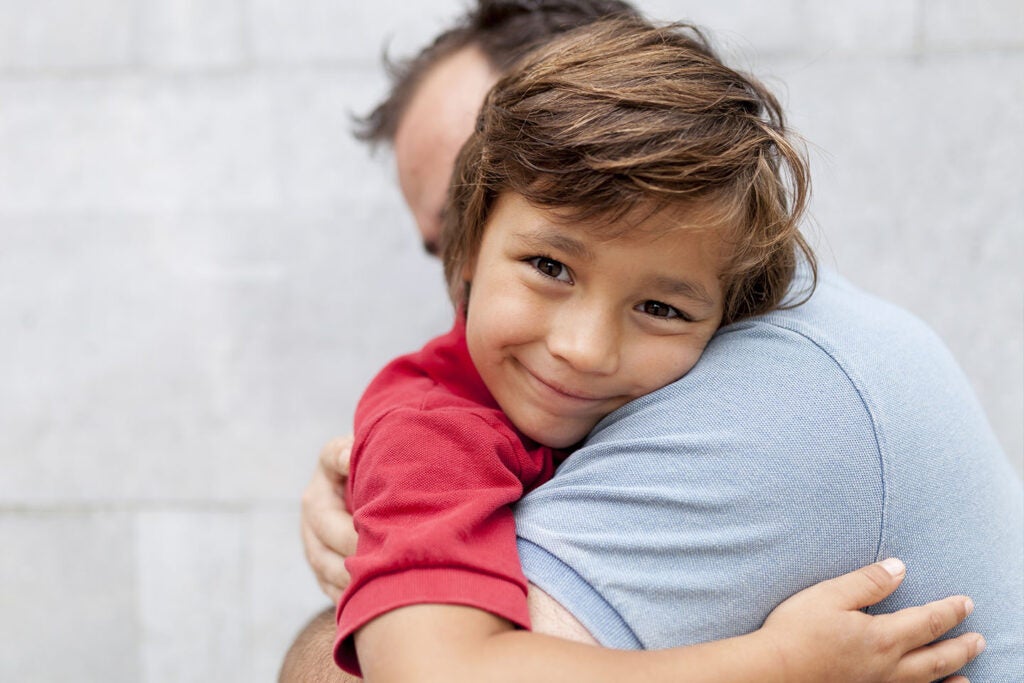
top-left (333, 316), bottom-right (560, 675)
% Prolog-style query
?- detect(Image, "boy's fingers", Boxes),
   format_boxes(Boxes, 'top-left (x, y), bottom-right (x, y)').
top-left (877, 595), bottom-right (974, 651)
top-left (892, 632), bottom-right (984, 683)
top-left (808, 558), bottom-right (906, 610)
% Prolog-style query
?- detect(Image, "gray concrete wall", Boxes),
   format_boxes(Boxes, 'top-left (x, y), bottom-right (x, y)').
top-left (1, 1), bottom-right (1020, 680)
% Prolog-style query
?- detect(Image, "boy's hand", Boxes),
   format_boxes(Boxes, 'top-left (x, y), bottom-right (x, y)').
top-left (762, 558), bottom-right (984, 683)
top-left (300, 435), bottom-right (358, 602)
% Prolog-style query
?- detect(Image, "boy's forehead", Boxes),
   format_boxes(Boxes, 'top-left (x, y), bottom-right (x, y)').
top-left (521, 195), bottom-right (737, 242)
top-left (489, 193), bottom-right (733, 263)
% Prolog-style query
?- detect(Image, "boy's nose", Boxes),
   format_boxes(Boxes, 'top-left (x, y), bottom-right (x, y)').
top-left (545, 306), bottom-right (620, 376)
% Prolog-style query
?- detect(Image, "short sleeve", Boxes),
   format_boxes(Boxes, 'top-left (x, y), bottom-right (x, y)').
top-left (335, 406), bottom-right (543, 675)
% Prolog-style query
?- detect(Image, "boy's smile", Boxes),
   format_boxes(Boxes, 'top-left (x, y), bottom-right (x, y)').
top-left (464, 193), bottom-right (728, 449)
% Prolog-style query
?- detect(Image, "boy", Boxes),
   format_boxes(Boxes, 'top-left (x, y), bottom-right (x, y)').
top-left (334, 19), bottom-right (982, 682)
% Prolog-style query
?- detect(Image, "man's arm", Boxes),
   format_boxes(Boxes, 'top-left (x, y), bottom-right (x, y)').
top-left (526, 584), bottom-right (599, 644)
top-left (279, 607), bottom-right (356, 683)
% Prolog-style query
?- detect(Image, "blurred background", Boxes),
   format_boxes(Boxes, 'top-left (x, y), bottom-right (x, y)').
top-left (1, 1), bottom-right (1021, 680)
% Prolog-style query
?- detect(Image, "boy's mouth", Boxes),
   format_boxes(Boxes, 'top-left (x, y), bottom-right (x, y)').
top-left (518, 361), bottom-right (607, 404)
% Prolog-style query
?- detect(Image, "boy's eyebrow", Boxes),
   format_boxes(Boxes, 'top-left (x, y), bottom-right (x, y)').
top-left (512, 229), bottom-right (594, 262)
top-left (651, 275), bottom-right (716, 307)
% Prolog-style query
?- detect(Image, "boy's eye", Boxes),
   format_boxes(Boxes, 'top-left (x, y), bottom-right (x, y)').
top-left (638, 300), bottom-right (685, 320)
top-left (528, 256), bottom-right (572, 283)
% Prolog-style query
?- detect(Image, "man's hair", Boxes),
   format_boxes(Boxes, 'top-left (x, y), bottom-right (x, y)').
top-left (354, 0), bottom-right (641, 144)
top-left (443, 18), bottom-right (817, 326)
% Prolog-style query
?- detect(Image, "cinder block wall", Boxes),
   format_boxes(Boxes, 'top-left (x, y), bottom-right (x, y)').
top-left (1, 1), bottom-right (1020, 680)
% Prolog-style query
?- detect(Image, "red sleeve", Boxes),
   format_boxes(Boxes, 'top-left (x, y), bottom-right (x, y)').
top-left (333, 405), bottom-right (546, 675)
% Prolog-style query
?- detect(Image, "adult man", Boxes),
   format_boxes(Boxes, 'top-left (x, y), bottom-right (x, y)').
top-left (282, 2), bottom-right (1024, 681)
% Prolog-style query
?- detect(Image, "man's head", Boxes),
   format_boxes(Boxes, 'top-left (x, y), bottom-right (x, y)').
top-left (357, 0), bottom-right (643, 251)
top-left (390, 46), bottom-right (497, 256)
top-left (444, 18), bottom-right (817, 326)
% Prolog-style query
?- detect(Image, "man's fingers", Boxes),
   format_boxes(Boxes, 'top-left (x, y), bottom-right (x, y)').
top-left (302, 462), bottom-right (337, 515)
top-left (891, 632), bottom-right (985, 683)
top-left (319, 435), bottom-right (355, 478)
top-left (302, 437), bottom-right (359, 601)
top-left (303, 477), bottom-right (357, 563)
top-left (301, 471), bottom-right (354, 597)
top-left (309, 501), bottom-right (358, 558)
top-left (316, 553), bottom-right (350, 601)
top-left (876, 595), bottom-right (974, 652)
top-left (302, 523), bottom-right (351, 600)
top-left (318, 578), bottom-right (342, 604)
top-left (804, 558), bottom-right (907, 610)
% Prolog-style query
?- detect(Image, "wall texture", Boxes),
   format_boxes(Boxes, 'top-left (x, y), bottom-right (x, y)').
top-left (1, 1), bottom-right (1020, 680)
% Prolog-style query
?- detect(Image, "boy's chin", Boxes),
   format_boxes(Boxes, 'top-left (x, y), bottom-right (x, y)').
top-left (518, 421), bottom-right (591, 450)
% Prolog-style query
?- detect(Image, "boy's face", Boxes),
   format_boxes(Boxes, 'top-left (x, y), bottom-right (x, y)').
top-left (465, 192), bottom-right (727, 449)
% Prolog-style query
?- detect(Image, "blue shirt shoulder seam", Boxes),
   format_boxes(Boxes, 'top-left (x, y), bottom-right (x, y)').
top-left (756, 316), bottom-right (890, 562)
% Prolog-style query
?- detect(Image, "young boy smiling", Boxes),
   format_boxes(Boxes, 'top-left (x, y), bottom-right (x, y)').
top-left (333, 18), bottom-right (982, 683)
top-left (463, 193), bottom-right (726, 451)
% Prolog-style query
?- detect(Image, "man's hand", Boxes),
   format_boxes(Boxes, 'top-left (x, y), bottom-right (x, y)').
top-left (301, 435), bottom-right (359, 602)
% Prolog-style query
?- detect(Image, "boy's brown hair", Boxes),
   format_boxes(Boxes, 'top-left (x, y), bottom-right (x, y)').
top-left (443, 18), bottom-right (817, 325)
top-left (355, 0), bottom-right (641, 145)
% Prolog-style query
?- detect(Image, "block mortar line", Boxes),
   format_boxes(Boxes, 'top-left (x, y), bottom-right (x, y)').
top-left (0, 499), bottom-right (299, 514)
top-left (0, 59), bottom-right (385, 87)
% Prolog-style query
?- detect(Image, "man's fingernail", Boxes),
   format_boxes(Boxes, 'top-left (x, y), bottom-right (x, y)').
top-left (964, 597), bottom-right (975, 615)
top-left (880, 557), bottom-right (905, 577)
top-left (974, 635), bottom-right (986, 654)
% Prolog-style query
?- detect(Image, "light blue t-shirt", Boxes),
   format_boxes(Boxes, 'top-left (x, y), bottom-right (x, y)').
top-left (514, 269), bottom-right (1023, 681)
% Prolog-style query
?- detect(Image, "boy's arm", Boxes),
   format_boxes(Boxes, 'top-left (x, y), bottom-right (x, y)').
top-left (277, 586), bottom-right (597, 683)
top-left (355, 560), bottom-right (982, 683)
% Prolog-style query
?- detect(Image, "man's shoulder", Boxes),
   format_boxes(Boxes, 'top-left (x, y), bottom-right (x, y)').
top-left (588, 268), bottom-right (977, 460)
top-left (712, 269), bottom-right (942, 373)
top-left (677, 269), bottom-right (960, 413)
